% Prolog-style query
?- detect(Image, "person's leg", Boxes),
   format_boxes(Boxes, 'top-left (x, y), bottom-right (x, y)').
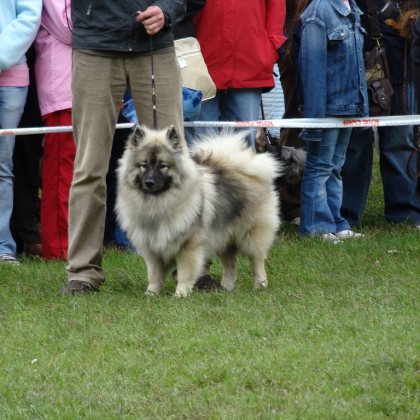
top-left (277, 60), bottom-right (306, 222)
top-left (41, 110), bottom-right (75, 260)
top-left (104, 111), bottom-right (132, 247)
top-left (192, 90), bottom-right (221, 143)
top-left (326, 127), bottom-right (352, 233)
top-left (378, 82), bottom-right (420, 224)
top-left (10, 70), bottom-right (43, 254)
top-left (299, 128), bottom-right (341, 236)
top-left (10, 133), bottom-right (43, 255)
top-left (128, 51), bottom-right (184, 139)
top-left (341, 128), bottom-right (374, 226)
top-left (64, 51), bottom-right (127, 289)
top-left (220, 88), bottom-right (262, 149)
top-left (0, 86), bottom-right (27, 259)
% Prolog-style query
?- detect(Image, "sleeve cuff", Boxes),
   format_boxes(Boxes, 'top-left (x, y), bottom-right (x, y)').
top-left (299, 128), bottom-right (323, 141)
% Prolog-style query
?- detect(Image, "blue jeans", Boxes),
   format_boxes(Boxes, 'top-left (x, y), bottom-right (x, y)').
top-left (0, 86), bottom-right (28, 255)
top-left (300, 127), bottom-right (352, 235)
top-left (193, 88), bottom-right (262, 149)
top-left (342, 82), bottom-right (420, 225)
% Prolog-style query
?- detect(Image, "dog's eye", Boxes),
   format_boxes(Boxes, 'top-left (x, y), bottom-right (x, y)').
top-left (159, 163), bottom-right (168, 169)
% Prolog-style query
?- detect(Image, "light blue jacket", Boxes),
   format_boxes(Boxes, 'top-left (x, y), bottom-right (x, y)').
top-left (294, 0), bottom-right (368, 141)
top-left (0, 0), bottom-right (42, 73)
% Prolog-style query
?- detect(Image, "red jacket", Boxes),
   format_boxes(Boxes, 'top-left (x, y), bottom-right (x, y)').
top-left (194, 0), bottom-right (287, 90)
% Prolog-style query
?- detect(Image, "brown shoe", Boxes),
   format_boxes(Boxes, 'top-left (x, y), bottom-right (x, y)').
top-left (56, 281), bottom-right (99, 296)
top-left (26, 243), bottom-right (42, 257)
top-left (194, 275), bottom-right (223, 290)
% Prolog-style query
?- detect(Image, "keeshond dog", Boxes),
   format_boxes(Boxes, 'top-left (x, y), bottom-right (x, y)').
top-left (116, 125), bottom-right (282, 297)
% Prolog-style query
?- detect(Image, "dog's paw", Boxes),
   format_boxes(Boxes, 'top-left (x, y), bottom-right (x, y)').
top-left (220, 280), bottom-right (235, 291)
top-left (254, 279), bottom-right (268, 290)
top-left (174, 287), bottom-right (192, 297)
top-left (145, 289), bottom-right (159, 297)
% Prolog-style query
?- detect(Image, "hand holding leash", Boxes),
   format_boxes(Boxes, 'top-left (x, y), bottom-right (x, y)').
top-left (137, 7), bottom-right (165, 35)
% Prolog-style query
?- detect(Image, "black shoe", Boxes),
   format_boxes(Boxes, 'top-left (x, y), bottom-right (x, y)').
top-left (56, 280), bottom-right (99, 296)
top-left (194, 275), bottom-right (223, 290)
top-left (171, 270), bottom-right (223, 291)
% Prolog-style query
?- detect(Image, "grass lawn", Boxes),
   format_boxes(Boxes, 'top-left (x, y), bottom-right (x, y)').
top-left (1, 152), bottom-right (420, 419)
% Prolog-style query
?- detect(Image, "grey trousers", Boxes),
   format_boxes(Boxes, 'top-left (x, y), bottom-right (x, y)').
top-left (65, 49), bottom-right (184, 288)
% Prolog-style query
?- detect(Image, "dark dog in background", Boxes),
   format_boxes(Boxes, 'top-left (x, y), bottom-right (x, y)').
top-left (255, 128), bottom-right (306, 222)
top-left (255, 129), bottom-right (306, 194)
top-left (269, 144), bottom-right (306, 194)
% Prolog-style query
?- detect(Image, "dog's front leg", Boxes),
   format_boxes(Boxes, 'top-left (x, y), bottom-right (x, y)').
top-left (174, 247), bottom-right (206, 297)
top-left (143, 253), bottom-right (168, 295)
top-left (250, 256), bottom-right (268, 289)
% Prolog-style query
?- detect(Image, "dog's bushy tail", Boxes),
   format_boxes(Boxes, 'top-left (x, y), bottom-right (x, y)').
top-left (191, 129), bottom-right (282, 187)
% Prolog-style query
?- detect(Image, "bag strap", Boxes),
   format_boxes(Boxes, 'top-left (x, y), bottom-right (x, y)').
top-left (402, 39), bottom-right (409, 115)
top-left (366, 0), bottom-right (383, 46)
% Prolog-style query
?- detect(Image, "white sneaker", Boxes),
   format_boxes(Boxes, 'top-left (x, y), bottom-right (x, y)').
top-left (322, 233), bottom-right (343, 244)
top-left (0, 253), bottom-right (21, 265)
top-left (336, 230), bottom-right (365, 239)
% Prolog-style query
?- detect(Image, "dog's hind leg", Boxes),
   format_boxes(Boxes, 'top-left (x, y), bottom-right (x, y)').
top-left (241, 223), bottom-right (276, 290)
top-left (218, 244), bottom-right (238, 291)
top-left (144, 253), bottom-right (168, 295)
top-left (174, 247), bottom-right (206, 297)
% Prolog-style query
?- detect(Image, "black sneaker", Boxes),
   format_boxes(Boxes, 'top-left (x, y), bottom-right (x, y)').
top-left (56, 280), bottom-right (99, 296)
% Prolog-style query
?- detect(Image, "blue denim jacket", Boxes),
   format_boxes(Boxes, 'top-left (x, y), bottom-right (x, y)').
top-left (294, 0), bottom-right (368, 141)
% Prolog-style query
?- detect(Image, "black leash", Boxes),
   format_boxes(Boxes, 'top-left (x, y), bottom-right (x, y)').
top-left (260, 101), bottom-right (274, 148)
top-left (150, 36), bottom-right (158, 130)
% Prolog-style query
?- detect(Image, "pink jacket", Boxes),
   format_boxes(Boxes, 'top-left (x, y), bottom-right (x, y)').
top-left (34, 0), bottom-right (72, 117)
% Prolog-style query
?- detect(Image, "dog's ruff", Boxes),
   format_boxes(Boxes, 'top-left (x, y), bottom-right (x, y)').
top-left (116, 125), bottom-right (282, 297)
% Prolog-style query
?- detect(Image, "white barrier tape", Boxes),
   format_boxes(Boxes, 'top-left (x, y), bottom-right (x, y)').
top-left (0, 123), bottom-right (135, 137)
top-left (184, 115), bottom-right (420, 128)
top-left (2, 115), bottom-right (420, 136)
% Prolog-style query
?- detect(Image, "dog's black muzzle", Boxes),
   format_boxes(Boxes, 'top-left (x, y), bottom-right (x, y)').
top-left (144, 178), bottom-right (156, 190)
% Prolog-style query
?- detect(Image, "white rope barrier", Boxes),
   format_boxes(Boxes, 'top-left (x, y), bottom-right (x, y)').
top-left (2, 115), bottom-right (420, 136)
top-left (184, 115), bottom-right (420, 129)
top-left (0, 123), bottom-right (135, 136)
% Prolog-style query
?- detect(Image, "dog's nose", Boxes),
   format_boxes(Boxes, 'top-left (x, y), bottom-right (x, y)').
top-left (145, 179), bottom-right (155, 189)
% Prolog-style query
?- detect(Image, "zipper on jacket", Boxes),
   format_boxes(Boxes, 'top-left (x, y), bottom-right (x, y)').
top-left (128, 0), bottom-right (134, 51)
top-left (87, 0), bottom-right (93, 16)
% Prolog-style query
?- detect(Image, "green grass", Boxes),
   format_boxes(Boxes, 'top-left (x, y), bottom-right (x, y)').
top-left (1, 154), bottom-right (420, 419)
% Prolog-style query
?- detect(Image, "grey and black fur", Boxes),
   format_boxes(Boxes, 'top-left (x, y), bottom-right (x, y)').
top-left (269, 144), bottom-right (306, 193)
top-left (116, 125), bottom-right (282, 297)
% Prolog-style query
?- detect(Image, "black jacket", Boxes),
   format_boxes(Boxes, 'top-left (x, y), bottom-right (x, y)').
top-left (71, 0), bottom-right (187, 52)
top-left (173, 0), bottom-right (206, 40)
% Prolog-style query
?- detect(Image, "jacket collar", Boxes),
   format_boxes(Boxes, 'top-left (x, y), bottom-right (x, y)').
top-left (327, 0), bottom-right (363, 17)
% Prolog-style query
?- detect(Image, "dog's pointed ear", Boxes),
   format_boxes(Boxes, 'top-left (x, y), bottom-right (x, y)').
top-left (166, 125), bottom-right (181, 149)
top-left (131, 125), bottom-right (147, 147)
